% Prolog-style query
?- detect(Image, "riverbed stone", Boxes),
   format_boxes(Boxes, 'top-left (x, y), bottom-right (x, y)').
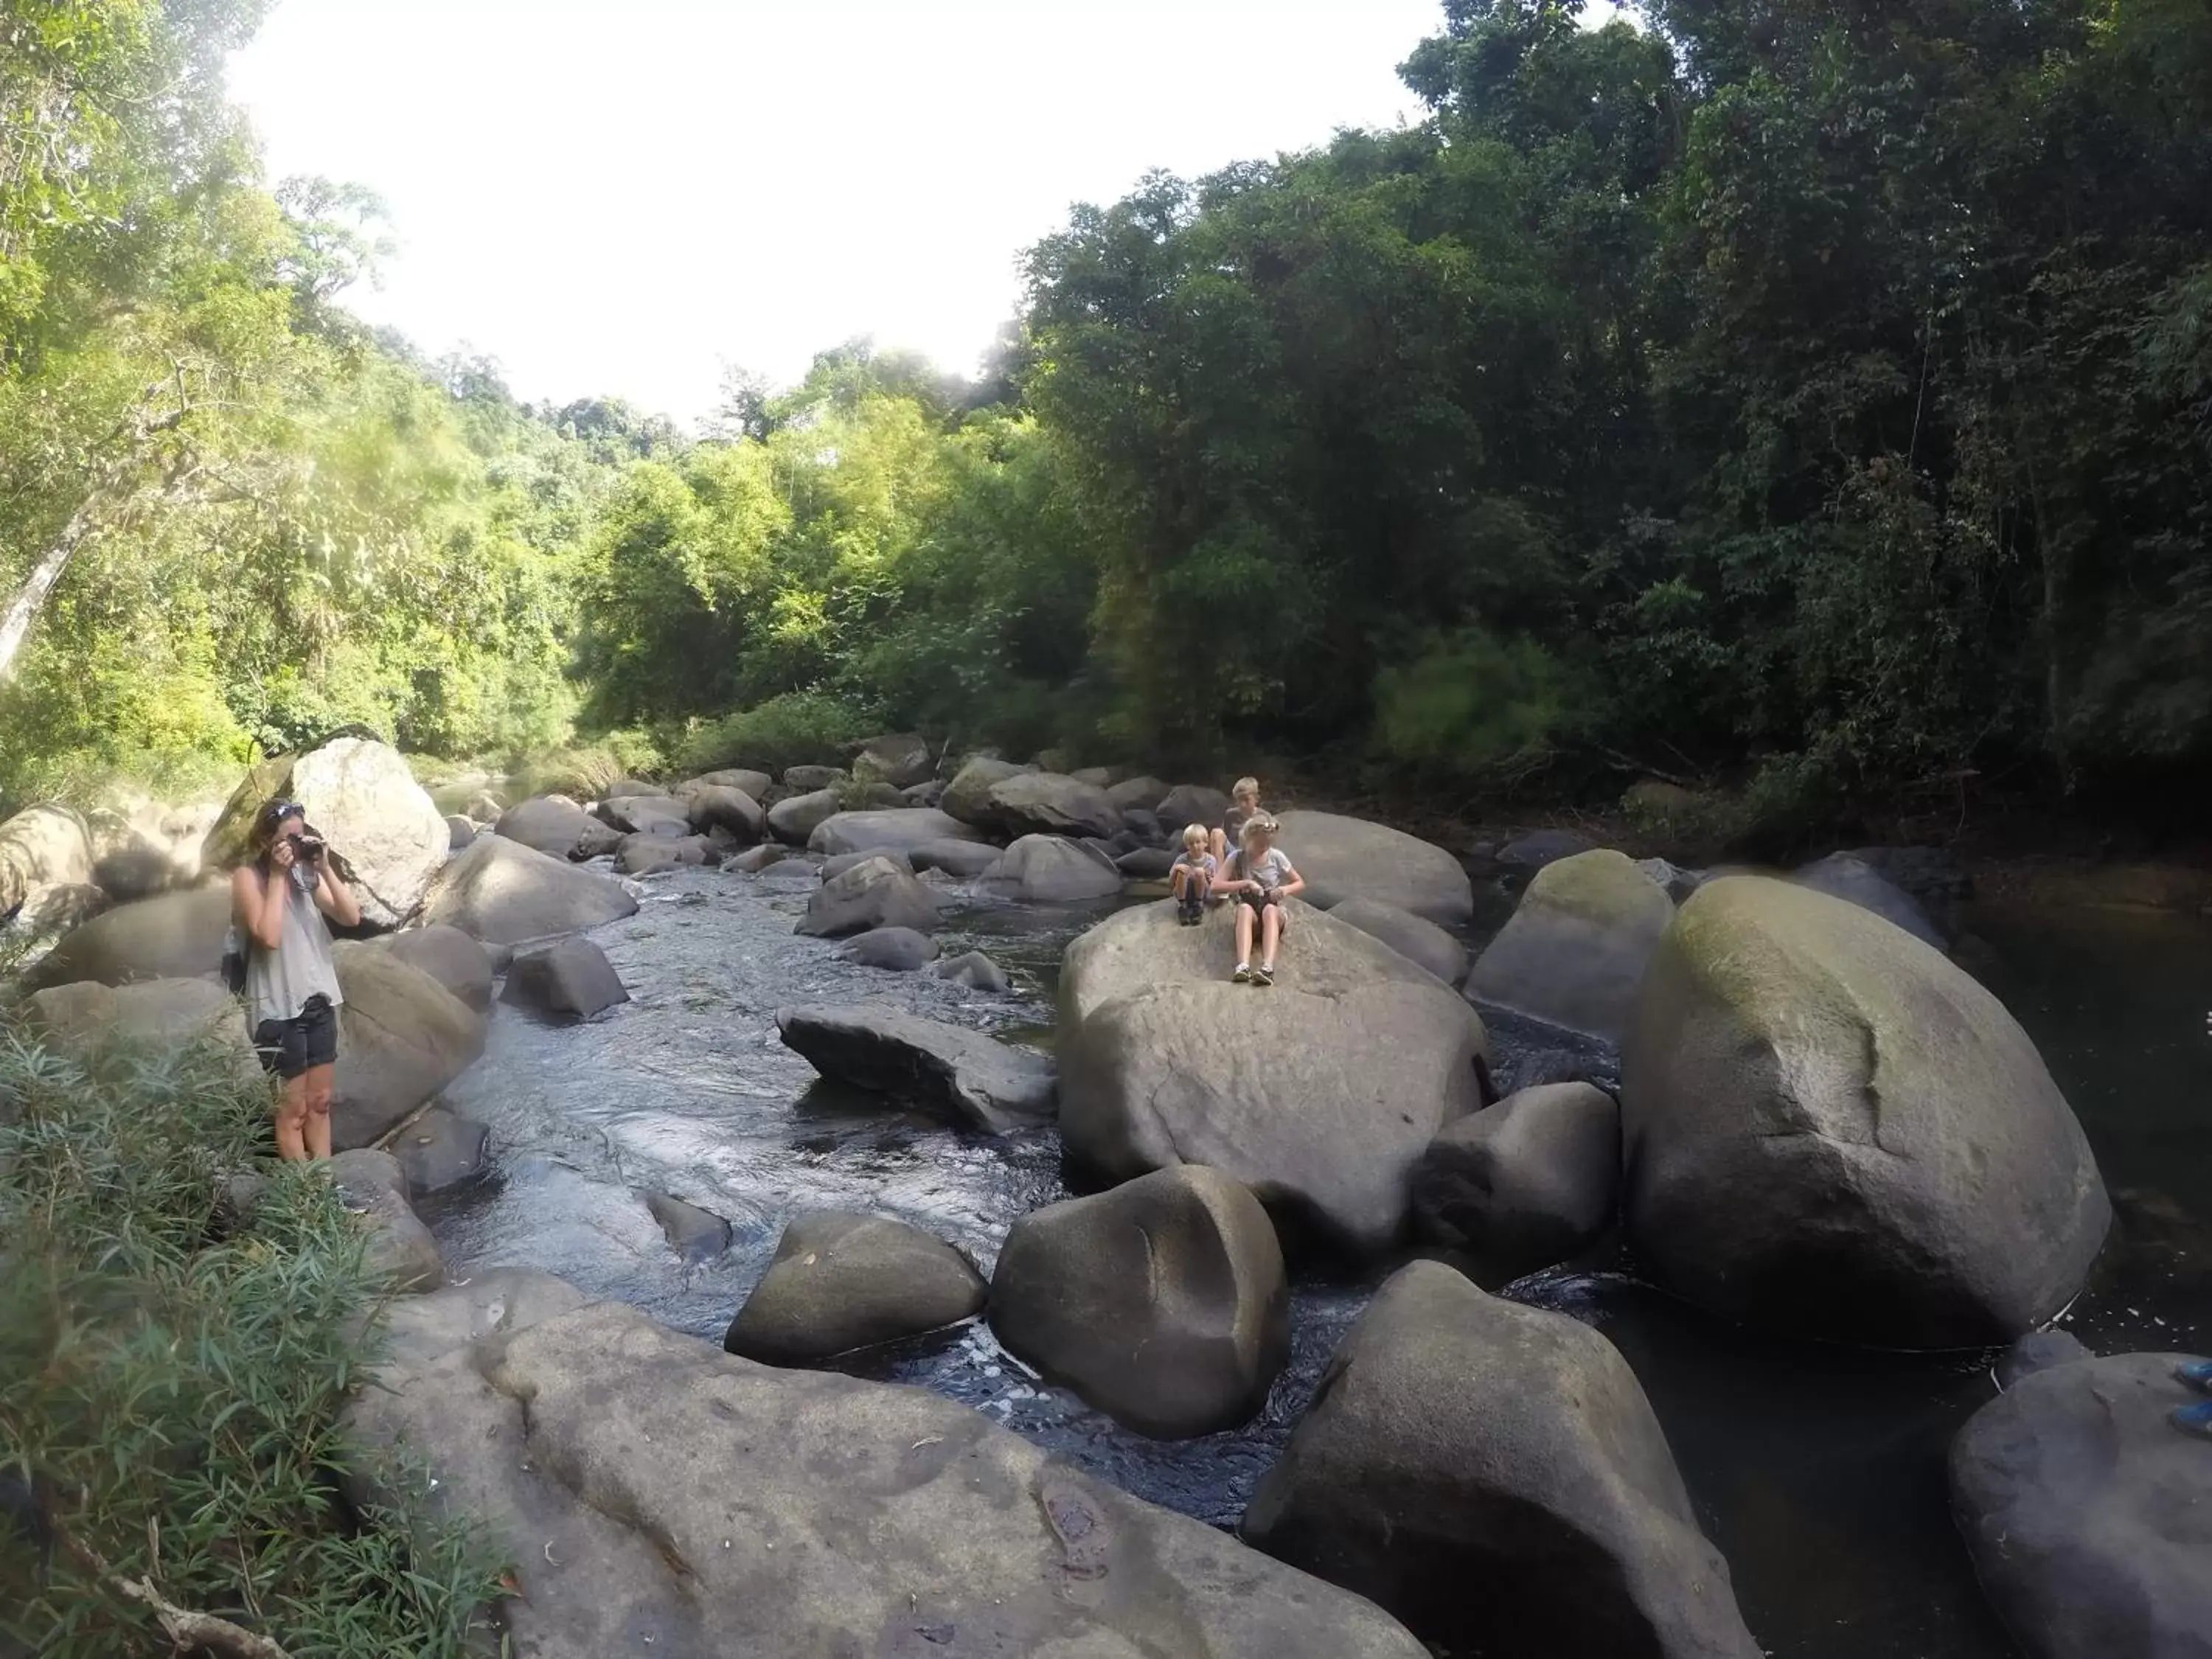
top-left (25, 976), bottom-right (258, 1079)
top-left (797, 855), bottom-right (939, 939)
top-left (908, 838), bottom-right (1003, 879)
top-left (765, 786), bottom-right (842, 846)
top-left (1115, 846), bottom-right (1178, 880)
top-left (615, 832), bottom-right (719, 875)
top-left (680, 784), bottom-right (765, 846)
top-left (0, 803), bottom-right (94, 919)
top-left (1409, 1082), bottom-right (1619, 1275)
top-left (595, 794), bottom-right (691, 838)
top-left (417, 834), bottom-right (637, 947)
top-left (24, 883), bottom-right (231, 990)
top-left (726, 1211), bottom-right (985, 1365)
top-left (682, 768), bottom-right (773, 803)
top-left (1327, 897), bottom-right (1469, 987)
top-left (390, 1107), bottom-right (491, 1194)
top-left (1155, 784), bottom-right (1231, 837)
top-left (1495, 828), bottom-right (1596, 872)
top-left (978, 771), bottom-right (1125, 841)
top-left (1272, 810), bottom-right (1475, 927)
top-left (328, 1148), bottom-right (443, 1293)
top-left (1623, 875), bottom-right (2110, 1348)
top-left (941, 756), bottom-right (1030, 827)
top-left (1058, 900), bottom-right (1489, 1253)
top-left (369, 925), bottom-right (495, 1012)
top-left (330, 944), bottom-right (488, 1149)
top-left (981, 834), bottom-right (1124, 902)
top-left (495, 796), bottom-right (623, 861)
top-left (851, 731), bottom-right (935, 789)
top-left (445, 814), bottom-right (476, 850)
top-left (1951, 1350), bottom-right (2212, 1659)
top-left (818, 847), bottom-right (914, 882)
top-left (1466, 849), bottom-right (1674, 1041)
top-left (776, 1003), bottom-right (1055, 1133)
top-left (1244, 1260), bottom-right (1761, 1659)
top-left (992, 1166), bottom-right (1288, 1439)
top-left (1792, 851), bottom-right (1948, 950)
top-left (203, 738), bottom-right (449, 928)
top-left (1107, 775), bottom-right (1171, 813)
top-left (728, 843), bottom-right (811, 874)
top-left (809, 807), bottom-right (986, 859)
top-left (1996, 1330), bottom-right (2092, 1391)
top-left (640, 1191), bottom-right (732, 1262)
top-left (344, 1279), bottom-right (1430, 1659)
top-left (842, 926), bottom-right (940, 971)
top-left (503, 937), bottom-right (629, 1020)
top-left (932, 950), bottom-right (1011, 993)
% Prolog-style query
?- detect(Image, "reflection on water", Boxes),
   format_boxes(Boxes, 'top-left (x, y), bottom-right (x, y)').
top-left (425, 859), bottom-right (2212, 1659)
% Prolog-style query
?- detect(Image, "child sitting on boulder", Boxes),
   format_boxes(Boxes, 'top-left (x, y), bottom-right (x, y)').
top-left (1222, 814), bottom-right (1303, 985)
top-left (1211, 776), bottom-right (1265, 864)
top-left (1169, 823), bottom-right (1219, 926)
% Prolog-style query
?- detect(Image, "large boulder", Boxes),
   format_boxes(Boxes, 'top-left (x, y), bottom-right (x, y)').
top-left (495, 796), bottom-right (622, 861)
top-left (390, 1106), bottom-right (491, 1194)
top-left (502, 938), bottom-right (630, 1021)
top-left (724, 1211), bottom-right (985, 1365)
top-left (329, 943), bottom-right (488, 1150)
top-left (1410, 1082), bottom-right (1619, 1276)
top-left (327, 1148), bottom-right (443, 1293)
top-left (1792, 851), bottom-right (1947, 950)
top-left (369, 925), bottom-right (495, 1012)
top-left (680, 784), bottom-right (765, 846)
top-left (908, 839), bottom-right (1003, 879)
top-left (980, 771), bottom-right (1125, 841)
top-left (1155, 784), bottom-right (1231, 835)
top-left (23, 885), bottom-right (231, 990)
top-left (594, 794), bottom-right (691, 838)
top-left (1058, 902), bottom-right (1489, 1253)
top-left (1243, 1260), bottom-right (1761, 1659)
top-left (1327, 897), bottom-right (1468, 987)
top-left (765, 786), bottom-right (842, 846)
top-left (1952, 1349), bottom-right (2212, 1659)
top-left (346, 1276), bottom-right (1430, 1659)
top-left (681, 768), bottom-right (773, 802)
top-left (818, 847), bottom-right (913, 882)
top-left (1272, 811), bottom-right (1473, 927)
top-left (1465, 849), bottom-right (1674, 1041)
top-left (941, 756), bottom-right (1029, 827)
top-left (807, 808), bottom-right (987, 858)
top-left (0, 804), bottom-right (93, 917)
top-left (796, 855), bottom-right (939, 939)
top-left (991, 1166), bottom-right (1288, 1439)
top-left (776, 1004), bottom-right (1055, 1133)
top-left (842, 926), bottom-right (939, 971)
top-left (980, 835), bottom-right (1123, 902)
top-left (416, 835), bottom-right (636, 947)
top-left (1623, 876), bottom-right (2110, 1348)
top-left (1107, 775), bottom-right (1171, 813)
top-left (614, 832), bottom-right (717, 875)
top-left (933, 950), bottom-right (1011, 993)
top-left (25, 977), bottom-right (257, 1079)
top-left (204, 737), bottom-right (448, 928)
top-left (850, 731), bottom-right (935, 789)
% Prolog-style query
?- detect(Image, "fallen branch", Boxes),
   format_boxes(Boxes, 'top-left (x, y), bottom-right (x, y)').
top-left (60, 1520), bottom-right (295, 1659)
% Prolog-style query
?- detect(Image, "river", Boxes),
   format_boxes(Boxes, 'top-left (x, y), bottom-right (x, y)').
top-left (422, 856), bottom-right (2211, 1659)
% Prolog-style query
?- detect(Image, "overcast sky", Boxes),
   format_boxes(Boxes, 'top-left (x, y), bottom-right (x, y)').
top-left (230, 1), bottom-right (1621, 423)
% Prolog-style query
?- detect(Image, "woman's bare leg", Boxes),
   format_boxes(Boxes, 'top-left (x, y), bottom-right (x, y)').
top-left (1234, 903), bottom-right (1256, 967)
top-left (274, 1074), bottom-right (310, 1162)
top-left (302, 1062), bottom-right (336, 1161)
top-left (1261, 904), bottom-right (1284, 970)
top-left (1210, 829), bottom-right (1228, 863)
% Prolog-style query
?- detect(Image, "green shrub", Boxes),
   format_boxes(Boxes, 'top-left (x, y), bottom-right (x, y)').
top-left (507, 731), bottom-right (667, 799)
top-left (1368, 626), bottom-right (1589, 793)
top-left (672, 691), bottom-right (876, 778)
top-left (0, 1033), bottom-right (504, 1658)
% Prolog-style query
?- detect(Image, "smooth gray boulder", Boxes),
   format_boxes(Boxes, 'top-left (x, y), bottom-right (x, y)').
top-left (818, 847), bottom-right (914, 882)
top-left (328, 1149), bottom-right (443, 1293)
top-left (900, 779), bottom-right (945, 808)
top-left (371, 925), bottom-right (495, 1012)
top-left (680, 784), bottom-right (765, 846)
top-left (909, 839), bottom-right (1003, 879)
top-left (502, 937), bottom-right (630, 1021)
top-left (418, 835), bottom-right (636, 947)
top-left (1328, 897), bottom-right (1469, 987)
top-left (765, 786), bottom-right (842, 846)
top-left (1107, 775), bottom-right (1171, 813)
top-left (809, 807), bottom-right (987, 858)
top-left (1244, 1260), bottom-right (1761, 1659)
top-left (614, 832), bottom-right (718, 875)
top-left (776, 1003), bottom-right (1054, 1133)
top-left (1115, 846), bottom-right (1178, 880)
top-left (0, 803), bottom-right (93, 917)
top-left (1156, 784), bottom-right (1231, 835)
top-left (797, 855), bottom-right (939, 939)
top-left (495, 796), bottom-right (622, 860)
top-left (728, 844), bottom-right (813, 874)
top-left (981, 834), bottom-right (1123, 902)
top-left (1624, 876), bottom-right (2110, 1347)
top-left (932, 950), bottom-right (1011, 993)
top-left (24, 884), bottom-right (230, 990)
top-left (842, 926), bottom-right (940, 971)
top-left (1793, 852), bottom-right (1947, 950)
top-left (726, 1211), bottom-right (986, 1364)
top-left (682, 767), bottom-right (773, 802)
top-left (1996, 1330), bottom-right (2092, 1391)
top-left (1058, 901), bottom-right (1489, 1253)
top-left (1410, 1082), bottom-right (1619, 1275)
top-left (1273, 810), bottom-right (1474, 927)
top-left (25, 976), bottom-right (258, 1079)
top-left (980, 771), bottom-right (1126, 840)
top-left (992, 1166), bottom-right (1288, 1439)
top-left (390, 1107), bottom-right (491, 1195)
top-left (941, 756), bottom-right (1030, 827)
top-left (203, 738), bottom-right (448, 928)
top-left (640, 1190), bottom-right (732, 1262)
top-left (344, 1278), bottom-right (1430, 1659)
top-left (1951, 1350), bottom-right (2212, 1659)
top-left (330, 944), bottom-right (488, 1150)
top-left (850, 731), bottom-right (935, 789)
top-left (445, 814), bottom-right (476, 850)
top-left (595, 794), bottom-right (691, 838)
top-left (1466, 849), bottom-right (1674, 1041)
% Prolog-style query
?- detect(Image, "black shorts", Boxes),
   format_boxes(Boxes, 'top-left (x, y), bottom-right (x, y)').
top-left (252, 994), bottom-right (338, 1081)
top-left (1237, 890), bottom-right (1287, 923)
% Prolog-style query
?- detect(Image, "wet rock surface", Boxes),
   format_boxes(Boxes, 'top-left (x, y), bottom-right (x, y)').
top-left (726, 1209), bottom-right (986, 1364)
top-left (777, 1001), bottom-right (1055, 1133)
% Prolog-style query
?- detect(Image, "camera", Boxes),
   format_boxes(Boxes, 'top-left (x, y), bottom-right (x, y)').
top-left (289, 831), bottom-right (326, 862)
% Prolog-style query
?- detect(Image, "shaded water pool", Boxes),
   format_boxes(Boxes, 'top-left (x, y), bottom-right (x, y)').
top-left (424, 860), bottom-right (2212, 1659)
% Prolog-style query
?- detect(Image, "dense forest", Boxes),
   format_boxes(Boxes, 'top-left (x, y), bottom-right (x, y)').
top-left (4, 0), bottom-right (2210, 842)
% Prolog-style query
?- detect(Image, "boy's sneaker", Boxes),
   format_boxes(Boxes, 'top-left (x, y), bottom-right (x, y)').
top-left (2174, 1399), bottom-right (2212, 1439)
top-left (1253, 964), bottom-right (1275, 987)
top-left (1232, 964), bottom-right (1252, 984)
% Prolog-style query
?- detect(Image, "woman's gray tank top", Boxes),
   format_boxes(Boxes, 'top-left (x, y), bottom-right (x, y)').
top-left (245, 867), bottom-right (344, 1027)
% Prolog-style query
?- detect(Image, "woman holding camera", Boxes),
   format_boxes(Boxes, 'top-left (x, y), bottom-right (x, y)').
top-left (232, 799), bottom-right (359, 1161)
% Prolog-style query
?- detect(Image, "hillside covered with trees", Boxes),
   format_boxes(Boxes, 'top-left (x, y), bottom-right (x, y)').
top-left (5, 0), bottom-right (2210, 844)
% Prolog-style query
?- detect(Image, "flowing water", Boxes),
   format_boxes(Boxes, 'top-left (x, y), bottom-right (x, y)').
top-left (422, 857), bottom-right (2212, 1659)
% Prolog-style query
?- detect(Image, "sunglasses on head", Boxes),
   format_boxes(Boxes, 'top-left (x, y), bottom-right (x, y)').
top-left (260, 800), bottom-right (305, 829)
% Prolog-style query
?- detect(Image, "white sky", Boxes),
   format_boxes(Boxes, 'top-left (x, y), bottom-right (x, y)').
top-left (231, 1), bottom-right (1623, 423)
